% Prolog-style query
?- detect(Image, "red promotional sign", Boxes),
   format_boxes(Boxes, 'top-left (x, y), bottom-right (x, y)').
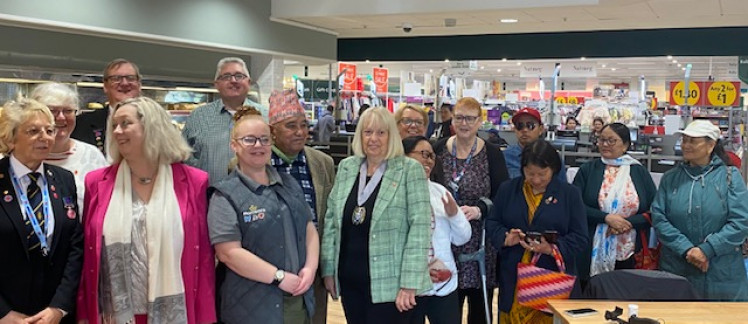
top-left (373, 67), bottom-right (389, 93)
top-left (338, 62), bottom-right (357, 91)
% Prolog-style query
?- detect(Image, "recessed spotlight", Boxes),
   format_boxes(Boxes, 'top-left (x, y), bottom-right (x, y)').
top-left (365, 59), bottom-right (370, 63)
top-left (672, 60), bottom-right (678, 63)
top-left (480, 66), bottom-right (485, 70)
top-left (502, 58), bottom-right (508, 62)
top-left (580, 57), bottom-right (586, 61)
top-left (500, 18), bottom-right (518, 23)
top-left (429, 69), bottom-right (433, 73)
top-left (611, 68), bottom-right (617, 71)
top-left (677, 63), bottom-right (682, 67)
top-left (497, 69), bottom-right (502, 72)
top-left (516, 62), bottom-right (522, 66)
top-left (601, 64), bottom-right (607, 68)
top-left (445, 59), bottom-right (450, 62)
top-left (667, 55), bottom-right (673, 59)
top-left (682, 67), bottom-right (686, 71)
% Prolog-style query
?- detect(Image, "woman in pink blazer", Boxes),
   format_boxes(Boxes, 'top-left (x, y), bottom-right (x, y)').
top-left (77, 97), bottom-right (215, 324)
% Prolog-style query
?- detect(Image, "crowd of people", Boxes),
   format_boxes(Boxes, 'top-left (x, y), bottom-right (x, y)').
top-left (0, 56), bottom-right (746, 324)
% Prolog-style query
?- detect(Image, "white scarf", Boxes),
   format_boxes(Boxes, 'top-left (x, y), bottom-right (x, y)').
top-left (102, 162), bottom-right (186, 323)
top-left (590, 155), bottom-right (640, 276)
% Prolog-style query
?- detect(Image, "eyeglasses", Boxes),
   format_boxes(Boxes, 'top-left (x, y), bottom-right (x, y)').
top-left (49, 108), bottom-right (77, 117)
top-left (598, 137), bottom-right (619, 146)
top-left (106, 75), bottom-right (139, 84)
top-left (454, 115), bottom-right (480, 124)
top-left (234, 136), bottom-right (271, 147)
top-left (217, 73), bottom-right (249, 82)
top-left (514, 122), bottom-right (538, 131)
top-left (413, 150), bottom-right (435, 161)
top-left (400, 118), bottom-right (425, 127)
top-left (23, 126), bottom-right (57, 137)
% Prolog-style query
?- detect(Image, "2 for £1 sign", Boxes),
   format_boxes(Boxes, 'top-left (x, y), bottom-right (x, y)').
top-left (706, 81), bottom-right (740, 107)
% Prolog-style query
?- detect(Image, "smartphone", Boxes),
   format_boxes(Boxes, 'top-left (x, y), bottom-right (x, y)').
top-left (543, 230), bottom-right (559, 244)
top-left (525, 231), bottom-right (542, 244)
top-left (565, 308), bottom-right (598, 318)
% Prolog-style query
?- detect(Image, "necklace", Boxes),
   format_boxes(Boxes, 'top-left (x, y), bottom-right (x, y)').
top-left (131, 170), bottom-right (155, 185)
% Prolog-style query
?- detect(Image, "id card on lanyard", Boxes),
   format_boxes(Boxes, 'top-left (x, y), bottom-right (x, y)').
top-left (448, 138), bottom-right (477, 201)
top-left (9, 166), bottom-right (53, 256)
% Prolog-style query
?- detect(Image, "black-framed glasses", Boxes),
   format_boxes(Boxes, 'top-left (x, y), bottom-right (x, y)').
top-left (414, 150), bottom-right (435, 160)
top-left (106, 75), bottom-right (139, 84)
top-left (400, 118), bottom-right (425, 127)
top-left (454, 115), bottom-right (480, 124)
top-left (217, 73), bottom-right (249, 82)
top-left (598, 137), bottom-right (619, 146)
top-left (513, 121), bottom-right (538, 131)
top-left (234, 136), bottom-right (271, 147)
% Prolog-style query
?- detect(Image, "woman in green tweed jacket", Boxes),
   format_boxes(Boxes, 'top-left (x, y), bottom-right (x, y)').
top-left (321, 107), bottom-right (432, 323)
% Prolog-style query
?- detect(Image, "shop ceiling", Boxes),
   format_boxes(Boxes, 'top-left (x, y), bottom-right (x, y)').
top-left (272, 0), bottom-right (747, 38)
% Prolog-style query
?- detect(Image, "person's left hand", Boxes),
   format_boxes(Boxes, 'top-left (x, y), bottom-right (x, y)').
top-left (24, 307), bottom-right (63, 324)
top-left (441, 191), bottom-right (459, 217)
top-left (519, 236), bottom-right (552, 255)
top-left (460, 205), bottom-right (481, 221)
top-left (686, 247), bottom-right (709, 272)
top-left (395, 288), bottom-right (417, 312)
top-left (293, 266), bottom-right (316, 296)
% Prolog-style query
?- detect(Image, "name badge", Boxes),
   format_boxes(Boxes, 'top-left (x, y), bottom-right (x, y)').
top-left (243, 205), bottom-right (266, 223)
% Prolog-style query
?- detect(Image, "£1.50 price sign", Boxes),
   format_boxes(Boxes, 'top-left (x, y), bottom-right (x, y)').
top-left (706, 81), bottom-right (740, 107)
top-left (669, 81), bottom-right (703, 106)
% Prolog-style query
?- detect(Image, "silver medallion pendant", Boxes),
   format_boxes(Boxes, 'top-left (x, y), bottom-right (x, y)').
top-left (352, 206), bottom-right (366, 225)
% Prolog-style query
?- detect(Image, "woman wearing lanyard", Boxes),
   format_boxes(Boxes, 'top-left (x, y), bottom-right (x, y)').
top-left (0, 99), bottom-right (83, 324)
top-left (432, 97), bottom-right (509, 324)
top-left (321, 107), bottom-right (432, 323)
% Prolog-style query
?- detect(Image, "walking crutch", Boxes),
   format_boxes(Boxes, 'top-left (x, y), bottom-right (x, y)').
top-left (458, 197), bottom-right (494, 324)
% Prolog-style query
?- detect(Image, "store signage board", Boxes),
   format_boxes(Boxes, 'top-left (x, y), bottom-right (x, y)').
top-left (669, 81), bottom-right (741, 107)
top-left (338, 62), bottom-right (357, 91)
top-left (739, 56), bottom-right (748, 85)
top-left (373, 67), bottom-right (388, 93)
top-left (560, 63), bottom-right (597, 77)
top-left (300, 79), bottom-right (338, 101)
top-left (520, 62), bottom-right (556, 78)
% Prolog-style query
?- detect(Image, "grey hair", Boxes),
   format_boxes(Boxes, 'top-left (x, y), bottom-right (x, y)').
top-left (30, 82), bottom-right (80, 111)
top-left (214, 57), bottom-right (250, 80)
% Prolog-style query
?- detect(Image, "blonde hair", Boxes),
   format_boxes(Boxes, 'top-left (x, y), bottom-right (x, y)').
top-left (0, 99), bottom-right (54, 154)
top-left (454, 97), bottom-right (482, 115)
top-left (228, 113), bottom-right (270, 172)
top-left (30, 82), bottom-right (80, 111)
top-left (108, 97), bottom-right (192, 164)
top-left (351, 107), bottom-right (404, 159)
top-left (394, 104), bottom-right (427, 123)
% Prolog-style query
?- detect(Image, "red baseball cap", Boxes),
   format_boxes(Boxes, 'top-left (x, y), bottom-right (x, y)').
top-left (512, 107), bottom-right (542, 124)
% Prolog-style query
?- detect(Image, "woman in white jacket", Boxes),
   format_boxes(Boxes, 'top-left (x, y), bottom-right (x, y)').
top-left (403, 135), bottom-right (471, 324)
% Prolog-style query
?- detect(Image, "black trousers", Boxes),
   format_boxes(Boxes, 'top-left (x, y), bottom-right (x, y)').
top-left (458, 288), bottom-right (494, 324)
top-left (340, 281), bottom-right (413, 324)
top-left (410, 290), bottom-right (461, 324)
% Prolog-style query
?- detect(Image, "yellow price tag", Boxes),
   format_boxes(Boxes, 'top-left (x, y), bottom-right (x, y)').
top-left (706, 81), bottom-right (738, 107)
top-left (671, 81), bottom-right (700, 106)
top-left (567, 97), bottom-right (579, 105)
top-left (555, 97), bottom-right (567, 104)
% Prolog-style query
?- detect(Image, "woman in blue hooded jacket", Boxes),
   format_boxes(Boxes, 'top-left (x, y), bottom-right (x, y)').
top-left (651, 120), bottom-right (748, 301)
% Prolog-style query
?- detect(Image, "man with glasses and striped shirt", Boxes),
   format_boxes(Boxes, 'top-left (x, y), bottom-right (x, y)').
top-left (182, 57), bottom-right (260, 185)
top-left (503, 107), bottom-right (567, 182)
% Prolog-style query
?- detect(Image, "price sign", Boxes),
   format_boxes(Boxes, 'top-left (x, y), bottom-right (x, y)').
top-left (555, 97), bottom-right (567, 104)
top-left (372, 67), bottom-right (388, 94)
top-left (338, 62), bottom-right (357, 91)
top-left (706, 81), bottom-right (740, 107)
top-left (669, 81), bottom-right (702, 106)
top-left (567, 97), bottom-right (579, 105)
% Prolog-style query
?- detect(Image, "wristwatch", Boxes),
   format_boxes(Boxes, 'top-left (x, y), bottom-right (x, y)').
top-left (272, 269), bottom-right (285, 286)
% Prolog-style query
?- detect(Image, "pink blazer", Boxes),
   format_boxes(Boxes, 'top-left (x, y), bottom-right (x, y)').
top-left (76, 163), bottom-right (216, 324)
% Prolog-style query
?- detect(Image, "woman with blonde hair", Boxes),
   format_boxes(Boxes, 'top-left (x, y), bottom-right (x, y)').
top-left (394, 105), bottom-right (428, 139)
top-left (77, 97), bottom-right (216, 324)
top-left (0, 98), bottom-right (83, 324)
top-left (209, 109), bottom-right (319, 323)
top-left (322, 107), bottom-right (432, 323)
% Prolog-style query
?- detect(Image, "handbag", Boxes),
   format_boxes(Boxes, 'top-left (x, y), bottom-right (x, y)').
top-left (516, 244), bottom-right (576, 313)
top-left (634, 213), bottom-right (661, 270)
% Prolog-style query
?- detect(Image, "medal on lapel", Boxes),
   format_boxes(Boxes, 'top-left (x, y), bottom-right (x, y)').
top-left (352, 206), bottom-right (366, 225)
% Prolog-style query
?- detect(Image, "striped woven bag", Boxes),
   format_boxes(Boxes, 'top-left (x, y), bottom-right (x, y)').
top-left (516, 244), bottom-right (576, 313)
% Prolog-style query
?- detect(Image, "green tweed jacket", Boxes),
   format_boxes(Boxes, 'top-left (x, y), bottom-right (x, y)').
top-left (321, 155), bottom-right (432, 303)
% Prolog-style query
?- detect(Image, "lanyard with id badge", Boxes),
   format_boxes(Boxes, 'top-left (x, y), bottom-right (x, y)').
top-left (448, 138), bottom-right (477, 201)
top-left (9, 166), bottom-right (54, 256)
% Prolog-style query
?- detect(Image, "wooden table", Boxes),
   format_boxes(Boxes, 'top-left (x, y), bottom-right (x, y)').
top-left (548, 299), bottom-right (748, 324)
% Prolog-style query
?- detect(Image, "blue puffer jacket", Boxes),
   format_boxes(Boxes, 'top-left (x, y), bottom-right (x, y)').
top-left (651, 156), bottom-right (748, 301)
